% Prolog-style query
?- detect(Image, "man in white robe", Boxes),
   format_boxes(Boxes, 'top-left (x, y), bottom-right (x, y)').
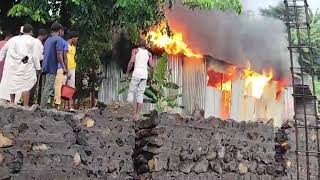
top-left (0, 24), bottom-right (41, 106)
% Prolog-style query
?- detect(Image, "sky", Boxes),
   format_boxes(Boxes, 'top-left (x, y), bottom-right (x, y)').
top-left (242, 0), bottom-right (320, 12)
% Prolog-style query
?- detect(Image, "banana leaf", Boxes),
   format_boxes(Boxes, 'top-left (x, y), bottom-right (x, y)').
top-left (164, 94), bottom-right (183, 102)
top-left (165, 94), bottom-right (182, 108)
top-left (148, 84), bottom-right (160, 96)
top-left (163, 82), bottom-right (180, 89)
top-left (143, 98), bottom-right (156, 103)
top-left (154, 53), bottom-right (168, 82)
top-left (144, 88), bottom-right (158, 102)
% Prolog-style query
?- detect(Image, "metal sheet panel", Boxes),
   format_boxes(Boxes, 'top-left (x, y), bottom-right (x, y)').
top-left (205, 87), bottom-right (221, 118)
top-left (182, 57), bottom-right (206, 114)
top-left (230, 79), bottom-right (243, 121)
top-left (167, 55), bottom-right (183, 113)
top-left (98, 62), bottom-right (123, 103)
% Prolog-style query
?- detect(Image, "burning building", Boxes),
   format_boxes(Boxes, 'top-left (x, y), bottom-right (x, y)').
top-left (98, 3), bottom-right (294, 127)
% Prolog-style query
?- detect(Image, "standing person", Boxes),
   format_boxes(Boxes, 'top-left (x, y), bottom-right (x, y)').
top-left (34, 29), bottom-right (47, 62)
top-left (65, 31), bottom-right (79, 112)
top-left (125, 39), bottom-right (153, 118)
top-left (29, 29), bottom-right (47, 106)
top-left (40, 23), bottom-right (67, 109)
top-left (0, 31), bottom-right (13, 82)
top-left (54, 39), bottom-right (68, 110)
top-left (0, 24), bottom-right (41, 106)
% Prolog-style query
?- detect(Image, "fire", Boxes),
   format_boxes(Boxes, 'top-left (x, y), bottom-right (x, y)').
top-left (242, 64), bottom-right (273, 99)
top-left (276, 78), bottom-right (288, 100)
top-left (207, 66), bottom-right (236, 119)
top-left (147, 21), bottom-right (203, 58)
top-left (207, 64), bottom-right (284, 119)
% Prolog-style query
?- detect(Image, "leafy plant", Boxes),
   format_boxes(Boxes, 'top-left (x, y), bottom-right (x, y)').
top-left (119, 52), bottom-right (182, 112)
top-left (7, 0), bottom-right (242, 106)
top-left (260, 3), bottom-right (320, 70)
top-left (182, 0), bottom-right (242, 14)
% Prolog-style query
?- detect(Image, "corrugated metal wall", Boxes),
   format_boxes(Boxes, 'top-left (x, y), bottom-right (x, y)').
top-left (98, 61), bottom-right (153, 112)
top-left (205, 87), bottom-right (222, 118)
top-left (98, 56), bottom-right (290, 126)
top-left (166, 55), bottom-right (183, 113)
top-left (98, 62), bottom-right (124, 103)
top-left (98, 55), bottom-right (207, 115)
top-left (182, 57), bottom-right (207, 114)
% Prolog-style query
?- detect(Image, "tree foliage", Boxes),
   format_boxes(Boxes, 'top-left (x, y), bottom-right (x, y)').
top-left (182, 0), bottom-right (242, 13)
top-left (7, 0), bottom-right (242, 102)
top-left (260, 3), bottom-right (320, 99)
top-left (260, 3), bottom-right (320, 67)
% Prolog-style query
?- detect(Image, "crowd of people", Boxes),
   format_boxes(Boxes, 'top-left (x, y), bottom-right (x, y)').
top-left (0, 22), bottom-right (79, 112)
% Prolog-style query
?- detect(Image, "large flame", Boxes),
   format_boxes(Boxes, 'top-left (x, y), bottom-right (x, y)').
top-left (276, 78), bottom-right (288, 100)
top-left (208, 64), bottom-right (284, 119)
top-left (242, 64), bottom-right (273, 99)
top-left (147, 21), bottom-right (203, 58)
top-left (207, 66), bottom-right (236, 119)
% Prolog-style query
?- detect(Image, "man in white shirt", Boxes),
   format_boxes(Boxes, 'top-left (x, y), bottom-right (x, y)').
top-left (0, 24), bottom-right (41, 106)
top-left (125, 39), bottom-right (154, 117)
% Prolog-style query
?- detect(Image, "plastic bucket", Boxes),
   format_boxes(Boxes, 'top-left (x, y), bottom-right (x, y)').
top-left (61, 85), bottom-right (76, 100)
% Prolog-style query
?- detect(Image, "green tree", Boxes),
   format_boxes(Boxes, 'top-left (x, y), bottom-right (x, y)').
top-left (260, 2), bottom-right (320, 67)
top-left (260, 2), bottom-right (320, 98)
top-left (260, 1), bottom-right (304, 21)
top-left (7, 0), bottom-right (242, 106)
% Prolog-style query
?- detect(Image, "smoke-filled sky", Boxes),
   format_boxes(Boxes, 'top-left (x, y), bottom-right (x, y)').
top-left (164, 2), bottom-right (291, 78)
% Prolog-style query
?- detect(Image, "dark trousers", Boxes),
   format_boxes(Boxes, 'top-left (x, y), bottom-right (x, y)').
top-left (40, 73), bottom-right (56, 108)
top-left (28, 71), bottom-right (41, 106)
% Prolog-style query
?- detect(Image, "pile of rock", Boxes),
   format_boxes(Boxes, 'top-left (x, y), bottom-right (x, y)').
top-left (0, 104), bottom-right (136, 179)
top-left (135, 112), bottom-right (285, 180)
top-left (0, 103), bottom-right (294, 180)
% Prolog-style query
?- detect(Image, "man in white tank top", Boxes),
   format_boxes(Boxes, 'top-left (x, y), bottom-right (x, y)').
top-left (126, 39), bottom-right (153, 117)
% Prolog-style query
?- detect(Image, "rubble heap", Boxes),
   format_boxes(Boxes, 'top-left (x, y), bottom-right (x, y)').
top-left (0, 105), bottom-right (135, 180)
top-left (0, 104), bottom-right (294, 180)
top-left (135, 112), bottom-right (286, 180)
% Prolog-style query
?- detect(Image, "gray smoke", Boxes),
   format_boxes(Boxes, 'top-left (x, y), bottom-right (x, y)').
top-left (164, 2), bottom-right (291, 79)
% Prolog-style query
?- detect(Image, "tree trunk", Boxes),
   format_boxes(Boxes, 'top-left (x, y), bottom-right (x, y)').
top-left (60, 0), bottom-right (72, 28)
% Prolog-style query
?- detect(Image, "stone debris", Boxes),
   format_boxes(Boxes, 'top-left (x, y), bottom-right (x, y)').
top-left (0, 153), bottom-right (4, 164)
top-left (0, 103), bottom-right (299, 180)
top-left (0, 132), bottom-right (14, 148)
top-left (193, 157), bottom-right (209, 174)
top-left (32, 143), bottom-right (49, 151)
top-left (0, 104), bottom-right (135, 179)
top-left (239, 162), bottom-right (248, 174)
top-left (206, 151), bottom-right (217, 161)
top-left (134, 112), bottom-right (284, 180)
top-left (73, 152), bottom-right (81, 166)
top-left (81, 117), bottom-right (95, 127)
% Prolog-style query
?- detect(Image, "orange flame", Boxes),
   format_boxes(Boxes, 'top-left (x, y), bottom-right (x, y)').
top-left (208, 64), bottom-right (285, 119)
top-left (276, 78), bottom-right (288, 100)
top-left (147, 21), bottom-right (203, 58)
top-left (242, 63), bottom-right (273, 99)
top-left (207, 66), bottom-right (236, 119)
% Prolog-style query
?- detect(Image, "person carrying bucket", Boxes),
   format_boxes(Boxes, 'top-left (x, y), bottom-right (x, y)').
top-left (53, 38), bottom-right (69, 110)
top-left (65, 30), bottom-right (78, 112)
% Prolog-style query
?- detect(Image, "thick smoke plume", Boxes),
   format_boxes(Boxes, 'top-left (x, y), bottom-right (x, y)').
top-left (164, 2), bottom-right (291, 79)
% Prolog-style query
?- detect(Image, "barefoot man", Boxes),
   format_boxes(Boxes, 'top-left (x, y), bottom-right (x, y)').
top-left (125, 39), bottom-right (153, 117)
top-left (0, 24), bottom-right (41, 106)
